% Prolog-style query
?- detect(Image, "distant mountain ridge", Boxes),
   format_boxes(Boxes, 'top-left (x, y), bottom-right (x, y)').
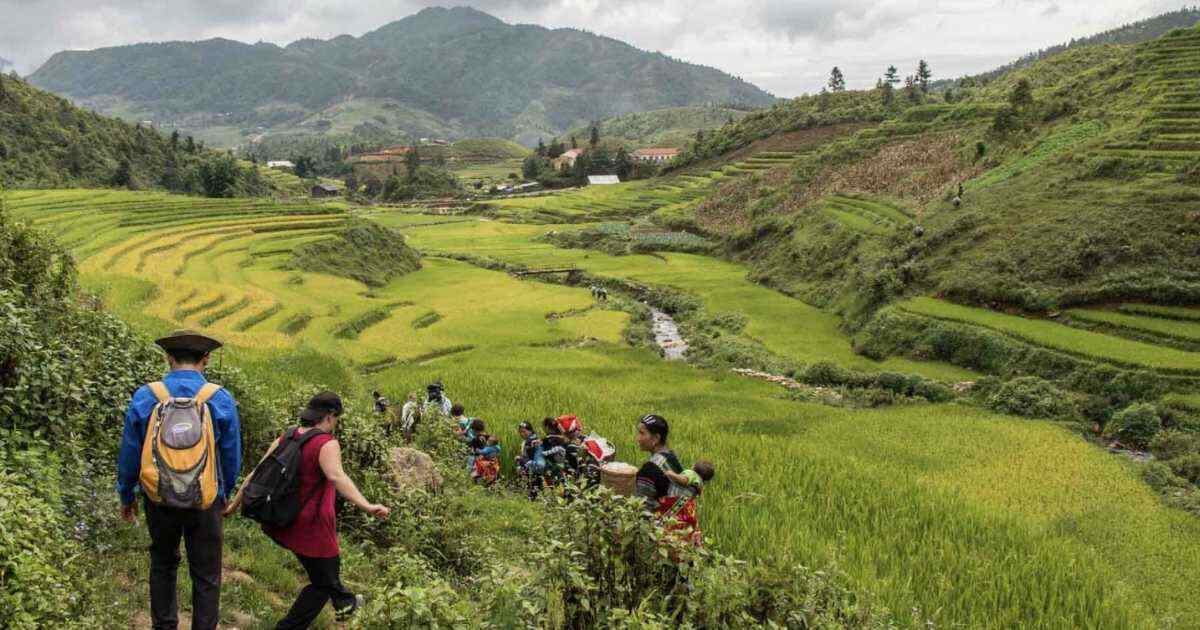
top-left (934, 6), bottom-right (1200, 89)
top-left (28, 7), bottom-right (775, 147)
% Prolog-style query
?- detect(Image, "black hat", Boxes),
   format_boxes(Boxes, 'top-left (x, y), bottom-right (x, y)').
top-left (155, 329), bottom-right (222, 354)
top-left (639, 414), bottom-right (669, 442)
top-left (427, 381), bottom-right (444, 392)
top-left (299, 391), bottom-right (344, 423)
top-left (517, 421), bottom-right (534, 432)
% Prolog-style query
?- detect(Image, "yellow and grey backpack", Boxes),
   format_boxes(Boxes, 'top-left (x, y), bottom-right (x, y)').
top-left (139, 381), bottom-right (222, 509)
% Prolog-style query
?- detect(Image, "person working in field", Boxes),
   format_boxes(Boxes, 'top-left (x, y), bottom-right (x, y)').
top-left (117, 330), bottom-right (242, 630)
top-left (371, 390), bottom-right (391, 415)
top-left (633, 414), bottom-right (703, 546)
top-left (515, 421), bottom-right (547, 499)
top-left (424, 380), bottom-right (453, 418)
top-left (225, 392), bottom-right (390, 629)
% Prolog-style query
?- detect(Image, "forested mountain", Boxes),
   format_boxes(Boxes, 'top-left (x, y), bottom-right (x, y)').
top-left (28, 7), bottom-right (775, 147)
top-left (0, 72), bottom-right (273, 195)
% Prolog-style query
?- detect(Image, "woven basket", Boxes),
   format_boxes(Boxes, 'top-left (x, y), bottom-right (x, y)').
top-left (600, 462), bottom-right (638, 496)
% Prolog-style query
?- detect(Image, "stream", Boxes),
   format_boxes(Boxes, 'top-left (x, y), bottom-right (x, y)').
top-left (650, 307), bottom-right (688, 360)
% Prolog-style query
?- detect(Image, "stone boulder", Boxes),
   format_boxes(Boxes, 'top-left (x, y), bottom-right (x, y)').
top-left (389, 447), bottom-right (443, 493)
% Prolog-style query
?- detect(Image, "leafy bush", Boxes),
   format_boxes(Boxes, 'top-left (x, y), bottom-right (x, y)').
top-left (984, 376), bottom-right (1077, 419)
top-left (1142, 461), bottom-right (1188, 491)
top-left (290, 221), bottom-right (421, 287)
top-left (1104, 403), bottom-right (1163, 449)
top-left (0, 462), bottom-right (95, 629)
top-left (1171, 454), bottom-right (1200, 484)
top-left (1149, 430), bottom-right (1200, 461)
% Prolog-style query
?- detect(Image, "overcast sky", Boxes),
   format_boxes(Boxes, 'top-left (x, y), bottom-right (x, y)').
top-left (0, 0), bottom-right (1190, 96)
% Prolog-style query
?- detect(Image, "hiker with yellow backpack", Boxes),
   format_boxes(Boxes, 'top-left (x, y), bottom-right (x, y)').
top-left (116, 330), bottom-right (242, 630)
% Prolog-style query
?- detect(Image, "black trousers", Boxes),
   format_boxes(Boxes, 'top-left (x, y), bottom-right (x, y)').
top-left (143, 498), bottom-right (224, 630)
top-left (275, 553), bottom-right (356, 630)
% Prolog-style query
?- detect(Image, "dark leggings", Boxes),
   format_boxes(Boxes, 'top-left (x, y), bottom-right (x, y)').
top-left (275, 554), bottom-right (356, 629)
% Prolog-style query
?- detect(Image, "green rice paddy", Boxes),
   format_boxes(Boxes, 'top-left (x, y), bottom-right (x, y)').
top-left (12, 188), bottom-right (1200, 627)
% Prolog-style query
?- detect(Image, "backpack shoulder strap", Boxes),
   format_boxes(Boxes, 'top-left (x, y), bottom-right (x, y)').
top-left (296, 429), bottom-right (328, 447)
top-left (194, 383), bottom-right (222, 406)
top-left (147, 382), bottom-right (171, 404)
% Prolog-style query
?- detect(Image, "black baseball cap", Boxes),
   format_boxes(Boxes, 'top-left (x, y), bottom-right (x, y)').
top-left (299, 391), bottom-right (344, 422)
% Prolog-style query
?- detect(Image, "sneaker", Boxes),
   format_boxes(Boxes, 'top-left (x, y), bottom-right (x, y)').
top-left (334, 594), bottom-right (364, 622)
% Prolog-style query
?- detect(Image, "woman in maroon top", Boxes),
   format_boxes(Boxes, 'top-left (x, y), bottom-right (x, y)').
top-left (227, 392), bottom-right (389, 628)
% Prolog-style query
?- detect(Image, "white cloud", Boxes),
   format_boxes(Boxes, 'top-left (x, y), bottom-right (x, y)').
top-left (0, 0), bottom-right (1189, 96)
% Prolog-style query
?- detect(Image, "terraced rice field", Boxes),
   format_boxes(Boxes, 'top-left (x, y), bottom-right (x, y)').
top-left (1101, 30), bottom-right (1200, 165)
top-left (17, 188), bottom-right (1200, 627)
top-left (1069, 307), bottom-right (1200, 343)
top-left (899, 297), bottom-right (1200, 374)
top-left (381, 215), bottom-right (974, 381)
top-left (818, 194), bottom-right (914, 235)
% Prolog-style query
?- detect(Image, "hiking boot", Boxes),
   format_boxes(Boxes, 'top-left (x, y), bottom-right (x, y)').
top-left (335, 594), bottom-right (364, 622)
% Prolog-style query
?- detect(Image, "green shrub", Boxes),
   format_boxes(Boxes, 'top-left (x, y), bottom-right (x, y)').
top-left (1104, 403), bottom-right (1163, 449)
top-left (1149, 430), bottom-right (1200, 461)
top-left (984, 376), bottom-right (1077, 419)
top-left (0, 458), bottom-right (94, 629)
top-left (1142, 461), bottom-right (1188, 491)
top-left (1170, 454), bottom-right (1200, 484)
top-left (290, 220), bottom-right (420, 287)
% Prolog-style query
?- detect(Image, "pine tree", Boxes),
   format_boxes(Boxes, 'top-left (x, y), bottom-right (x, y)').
top-left (884, 65), bottom-right (900, 85)
top-left (536, 138), bottom-right (546, 157)
top-left (880, 80), bottom-right (895, 106)
top-left (185, 136), bottom-right (196, 154)
top-left (571, 135), bottom-right (578, 149)
top-left (170, 130), bottom-right (180, 151)
top-left (589, 125), bottom-right (600, 148)
top-left (828, 67), bottom-right (846, 92)
top-left (917, 60), bottom-right (932, 93)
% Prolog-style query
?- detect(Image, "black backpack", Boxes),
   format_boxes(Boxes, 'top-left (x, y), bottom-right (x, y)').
top-left (241, 427), bottom-right (326, 528)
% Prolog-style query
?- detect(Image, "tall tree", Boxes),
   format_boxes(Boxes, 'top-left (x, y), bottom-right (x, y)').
top-left (828, 67), bottom-right (846, 92)
top-left (1009, 78), bottom-right (1034, 110)
top-left (571, 135), bottom-right (578, 149)
top-left (884, 65), bottom-right (900, 85)
top-left (614, 147), bottom-right (632, 181)
top-left (185, 135), bottom-right (196, 154)
top-left (878, 79), bottom-right (895, 106)
top-left (916, 60), bottom-right (932, 93)
top-left (536, 138), bottom-right (546, 157)
top-left (170, 130), bottom-right (179, 151)
top-left (405, 145), bottom-right (420, 181)
top-left (903, 76), bottom-right (921, 104)
top-left (589, 125), bottom-right (600, 148)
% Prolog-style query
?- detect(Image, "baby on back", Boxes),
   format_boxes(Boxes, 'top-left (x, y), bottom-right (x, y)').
top-left (665, 459), bottom-right (714, 497)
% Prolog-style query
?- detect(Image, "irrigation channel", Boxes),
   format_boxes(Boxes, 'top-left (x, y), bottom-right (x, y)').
top-left (650, 307), bottom-right (687, 360)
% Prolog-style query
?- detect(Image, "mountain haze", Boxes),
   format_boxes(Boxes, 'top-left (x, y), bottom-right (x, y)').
top-left (28, 7), bottom-right (775, 147)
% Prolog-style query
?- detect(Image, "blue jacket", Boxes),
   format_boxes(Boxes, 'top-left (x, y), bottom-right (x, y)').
top-left (117, 370), bottom-right (242, 505)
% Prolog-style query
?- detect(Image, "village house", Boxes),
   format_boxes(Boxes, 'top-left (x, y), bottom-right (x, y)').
top-left (266, 160), bottom-right (295, 170)
top-left (631, 147), bottom-right (680, 164)
top-left (553, 148), bottom-right (585, 170)
top-left (311, 183), bottom-right (341, 198)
